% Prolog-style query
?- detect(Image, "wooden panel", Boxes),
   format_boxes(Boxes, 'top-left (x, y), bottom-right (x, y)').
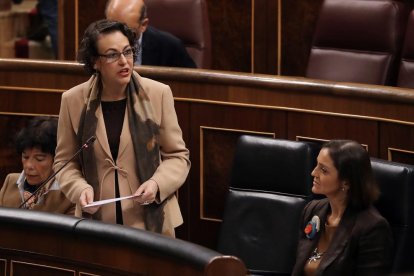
top-left (206, 0), bottom-right (252, 72)
top-left (78, 0), bottom-right (107, 49)
top-left (253, 0), bottom-right (279, 75)
top-left (0, 60), bottom-right (88, 89)
top-left (0, 89), bottom-right (62, 114)
top-left (380, 122), bottom-right (414, 165)
top-left (0, 251), bottom-right (146, 276)
top-left (11, 261), bottom-right (75, 276)
top-left (79, 273), bottom-right (101, 276)
top-left (0, 259), bottom-right (5, 276)
top-left (388, 148), bottom-right (414, 165)
top-left (173, 101), bottom-right (191, 240)
top-left (60, 0), bottom-right (76, 61)
top-left (281, 0), bottom-right (323, 76)
top-left (287, 112), bottom-right (379, 156)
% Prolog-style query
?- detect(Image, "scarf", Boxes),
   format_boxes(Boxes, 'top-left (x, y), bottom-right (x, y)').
top-left (77, 71), bottom-right (166, 233)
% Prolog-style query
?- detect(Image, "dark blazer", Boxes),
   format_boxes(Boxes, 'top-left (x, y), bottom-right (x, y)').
top-left (292, 198), bottom-right (393, 276)
top-left (142, 26), bottom-right (197, 68)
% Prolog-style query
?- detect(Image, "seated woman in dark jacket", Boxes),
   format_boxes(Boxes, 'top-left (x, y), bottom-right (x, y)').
top-left (292, 140), bottom-right (393, 276)
top-left (0, 117), bottom-right (75, 214)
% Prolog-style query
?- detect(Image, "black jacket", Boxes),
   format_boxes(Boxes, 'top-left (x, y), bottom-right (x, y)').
top-left (291, 198), bottom-right (393, 276)
top-left (142, 26), bottom-right (197, 68)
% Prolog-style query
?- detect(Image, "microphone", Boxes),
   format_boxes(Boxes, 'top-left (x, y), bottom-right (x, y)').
top-left (19, 136), bottom-right (96, 209)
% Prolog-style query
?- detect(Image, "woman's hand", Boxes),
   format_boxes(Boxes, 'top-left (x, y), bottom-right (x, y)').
top-left (134, 179), bottom-right (159, 205)
top-left (80, 187), bottom-right (100, 214)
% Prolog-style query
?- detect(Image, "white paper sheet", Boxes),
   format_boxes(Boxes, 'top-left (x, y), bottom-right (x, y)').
top-left (84, 194), bottom-right (139, 208)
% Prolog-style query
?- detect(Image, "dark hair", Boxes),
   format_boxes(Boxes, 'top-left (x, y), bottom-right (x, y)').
top-left (15, 116), bottom-right (58, 157)
top-left (322, 139), bottom-right (379, 210)
top-left (77, 19), bottom-right (136, 75)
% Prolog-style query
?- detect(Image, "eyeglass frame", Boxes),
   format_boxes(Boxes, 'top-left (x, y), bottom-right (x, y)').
top-left (97, 47), bottom-right (136, 63)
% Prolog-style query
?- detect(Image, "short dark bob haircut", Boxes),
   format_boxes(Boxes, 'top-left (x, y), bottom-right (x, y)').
top-left (16, 116), bottom-right (58, 157)
top-left (77, 19), bottom-right (136, 75)
top-left (322, 139), bottom-right (380, 210)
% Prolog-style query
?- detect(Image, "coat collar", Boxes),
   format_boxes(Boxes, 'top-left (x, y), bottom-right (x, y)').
top-left (81, 73), bottom-right (144, 161)
top-left (317, 204), bottom-right (357, 274)
top-left (294, 199), bottom-right (357, 275)
top-left (295, 200), bottom-right (329, 273)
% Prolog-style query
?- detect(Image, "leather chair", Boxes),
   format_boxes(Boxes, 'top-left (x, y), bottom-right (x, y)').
top-left (371, 158), bottom-right (414, 274)
top-left (306, 0), bottom-right (408, 85)
top-left (146, 0), bottom-right (212, 69)
top-left (397, 9), bottom-right (414, 88)
top-left (217, 135), bottom-right (320, 275)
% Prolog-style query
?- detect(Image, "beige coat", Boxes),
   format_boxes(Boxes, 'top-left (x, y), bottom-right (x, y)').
top-left (0, 173), bottom-right (75, 215)
top-left (54, 73), bottom-right (190, 235)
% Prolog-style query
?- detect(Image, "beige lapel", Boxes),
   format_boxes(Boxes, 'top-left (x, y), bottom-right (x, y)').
top-left (117, 107), bottom-right (130, 159)
top-left (95, 105), bottom-right (112, 159)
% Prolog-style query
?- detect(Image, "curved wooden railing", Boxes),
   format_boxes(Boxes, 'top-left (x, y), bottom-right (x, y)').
top-left (0, 207), bottom-right (247, 275)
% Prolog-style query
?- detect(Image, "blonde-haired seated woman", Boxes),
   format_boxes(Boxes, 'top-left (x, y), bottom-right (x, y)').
top-left (0, 117), bottom-right (75, 214)
top-left (292, 140), bottom-right (393, 276)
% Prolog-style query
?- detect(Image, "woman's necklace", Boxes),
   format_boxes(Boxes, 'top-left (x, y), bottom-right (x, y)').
top-left (308, 247), bottom-right (324, 263)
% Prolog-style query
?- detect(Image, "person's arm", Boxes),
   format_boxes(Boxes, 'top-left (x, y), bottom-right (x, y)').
top-left (355, 220), bottom-right (393, 276)
top-left (0, 174), bottom-right (11, 205)
top-left (54, 91), bottom-right (92, 205)
top-left (146, 85), bottom-right (190, 203)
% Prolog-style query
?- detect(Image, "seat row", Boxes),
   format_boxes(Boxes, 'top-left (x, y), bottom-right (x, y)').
top-left (217, 135), bottom-right (414, 275)
top-left (306, 0), bottom-right (414, 88)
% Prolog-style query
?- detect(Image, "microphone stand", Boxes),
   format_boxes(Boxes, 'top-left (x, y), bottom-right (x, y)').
top-left (19, 136), bottom-right (96, 209)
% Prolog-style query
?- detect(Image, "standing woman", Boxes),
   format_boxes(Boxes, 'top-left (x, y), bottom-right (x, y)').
top-left (0, 116), bottom-right (75, 214)
top-left (54, 19), bottom-right (190, 236)
top-left (292, 140), bottom-right (393, 275)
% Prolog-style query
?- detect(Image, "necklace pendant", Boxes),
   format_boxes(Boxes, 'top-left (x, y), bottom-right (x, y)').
top-left (308, 248), bottom-right (324, 264)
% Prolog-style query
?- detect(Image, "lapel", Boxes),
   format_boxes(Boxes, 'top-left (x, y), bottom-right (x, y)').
top-left (80, 76), bottom-right (112, 160)
top-left (95, 104), bottom-right (112, 159)
top-left (317, 206), bottom-right (356, 274)
top-left (117, 106), bottom-right (130, 159)
top-left (306, 202), bottom-right (330, 266)
top-left (293, 200), bottom-right (330, 275)
top-left (296, 232), bottom-right (319, 273)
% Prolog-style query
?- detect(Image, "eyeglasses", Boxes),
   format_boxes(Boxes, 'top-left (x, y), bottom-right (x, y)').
top-left (98, 48), bottom-right (135, 63)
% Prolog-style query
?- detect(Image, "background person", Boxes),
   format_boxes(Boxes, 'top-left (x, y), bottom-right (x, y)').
top-left (13, 0), bottom-right (58, 58)
top-left (54, 19), bottom-right (190, 237)
top-left (105, 0), bottom-right (197, 68)
top-left (292, 140), bottom-right (393, 275)
top-left (0, 116), bottom-right (75, 214)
